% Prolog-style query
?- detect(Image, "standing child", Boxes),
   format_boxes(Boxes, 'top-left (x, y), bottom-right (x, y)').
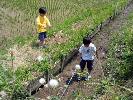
top-left (79, 37), bottom-right (96, 80)
top-left (36, 7), bottom-right (52, 48)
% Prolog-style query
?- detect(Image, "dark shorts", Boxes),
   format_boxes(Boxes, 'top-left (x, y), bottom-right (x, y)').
top-left (38, 32), bottom-right (47, 41)
top-left (80, 58), bottom-right (94, 71)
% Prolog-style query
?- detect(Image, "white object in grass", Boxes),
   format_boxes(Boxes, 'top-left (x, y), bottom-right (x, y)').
top-left (0, 91), bottom-right (7, 97)
top-left (36, 56), bottom-right (43, 62)
top-left (39, 78), bottom-right (46, 84)
top-left (86, 75), bottom-right (92, 81)
top-left (44, 84), bottom-right (48, 88)
top-left (102, 52), bottom-right (105, 55)
top-left (47, 96), bottom-right (51, 100)
top-left (48, 79), bottom-right (59, 88)
top-left (88, 75), bottom-right (92, 79)
top-left (58, 78), bottom-right (61, 82)
top-left (75, 64), bottom-right (81, 70)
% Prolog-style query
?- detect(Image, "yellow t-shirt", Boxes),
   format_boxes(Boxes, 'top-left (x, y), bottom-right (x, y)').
top-left (36, 15), bottom-right (51, 33)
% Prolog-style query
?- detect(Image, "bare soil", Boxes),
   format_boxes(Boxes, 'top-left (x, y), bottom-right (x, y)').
top-left (47, 30), bottom-right (68, 45)
top-left (34, 2), bottom-right (133, 100)
top-left (6, 44), bottom-right (44, 71)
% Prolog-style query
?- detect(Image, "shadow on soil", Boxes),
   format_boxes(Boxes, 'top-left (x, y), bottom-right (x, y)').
top-left (31, 41), bottom-right (39, 49)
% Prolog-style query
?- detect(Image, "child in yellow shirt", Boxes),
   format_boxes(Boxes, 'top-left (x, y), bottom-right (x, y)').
top-left (36, 7), bottom-right (51, 48)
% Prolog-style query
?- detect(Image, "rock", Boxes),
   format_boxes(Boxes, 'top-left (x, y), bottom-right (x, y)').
top-left (48, 79), bottom-right (59, 88)
top-left (44, 84), bottom-right (48, 88)
top-left (0, 91), bottom-right (7, 98)
top-left (39, 78), bottom-right (46, 84)
top-left (75, 65), bottom-right (81, 70)
top-left (36, 56), bottom-right (43, 62)
top-left (47, 96), bottom-right (51, 100)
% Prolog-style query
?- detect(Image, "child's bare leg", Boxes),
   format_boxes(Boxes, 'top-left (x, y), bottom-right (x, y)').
top-left (39, 40), bottom-right (48, 48)
top-left (43, 40), bottom-right (46, 45)
top-left (39, 40), bottom-right (44, 47)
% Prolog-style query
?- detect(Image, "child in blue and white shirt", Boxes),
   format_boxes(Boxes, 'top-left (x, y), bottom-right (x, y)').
top-left (79, 37), bottom-right (96, 80)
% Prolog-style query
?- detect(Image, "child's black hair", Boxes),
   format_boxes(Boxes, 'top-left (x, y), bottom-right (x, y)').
top-left (83, 37), bottom-right (91, 45)
top-left (39, 7), bottom-right (47, 14)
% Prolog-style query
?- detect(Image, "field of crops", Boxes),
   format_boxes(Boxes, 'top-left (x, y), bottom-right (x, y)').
top-left (0, 0), bottom-right (130, 99)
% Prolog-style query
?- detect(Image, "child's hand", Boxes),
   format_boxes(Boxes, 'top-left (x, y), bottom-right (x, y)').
top-left (48, 25), bottom-right (52, 28)
top-left (42, 24), bottom-right (47, 28)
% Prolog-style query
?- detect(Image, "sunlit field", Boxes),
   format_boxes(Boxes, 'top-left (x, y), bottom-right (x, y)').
top-left (0, 0), bottom-right (129, 99)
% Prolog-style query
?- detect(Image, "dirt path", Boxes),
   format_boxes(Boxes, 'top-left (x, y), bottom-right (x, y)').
top-left (34, 2), bottom-right (133, 100)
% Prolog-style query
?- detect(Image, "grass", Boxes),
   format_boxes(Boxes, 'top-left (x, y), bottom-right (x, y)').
top-left (0, 0), bottom-right (129, 99)
top-left (106, 11), bottom-right (133, 81)
top-left (93, 5), bottom-right (133, 99)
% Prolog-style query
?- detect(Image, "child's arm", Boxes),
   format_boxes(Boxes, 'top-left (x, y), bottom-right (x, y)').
top-left (93, 50), bottom-right (97, 58)
top-left (90, 45), bottom-right (97, 57)
top-left (46, 17), bottom-right (52, 27)
top-left (78, 45), bottom-right (83, 60)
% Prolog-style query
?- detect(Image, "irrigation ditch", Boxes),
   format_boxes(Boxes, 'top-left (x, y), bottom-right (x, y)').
top-left (23, 0), bottom-right (133, 99)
